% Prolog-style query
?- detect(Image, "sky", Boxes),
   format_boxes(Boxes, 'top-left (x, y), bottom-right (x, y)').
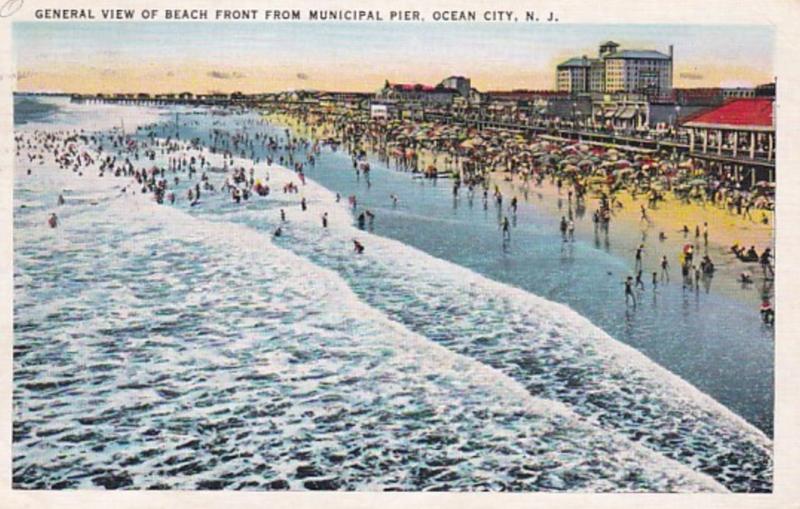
top-left (13, 22), bottom-right (774, 94)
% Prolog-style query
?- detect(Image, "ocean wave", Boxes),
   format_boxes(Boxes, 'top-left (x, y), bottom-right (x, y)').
top-left (13, 186), bottom-right (728, 492)
top-left (12, 118), bottom-right (771, 492)
top-left (190, 148), bottom-right (772, 492)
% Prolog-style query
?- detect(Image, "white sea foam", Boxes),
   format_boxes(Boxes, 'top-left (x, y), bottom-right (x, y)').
top-left (11, 111), bottom-right (771, 492)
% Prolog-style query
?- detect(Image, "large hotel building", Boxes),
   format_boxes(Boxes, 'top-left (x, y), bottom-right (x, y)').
top-left (557, 41), bottom-right (673, 97)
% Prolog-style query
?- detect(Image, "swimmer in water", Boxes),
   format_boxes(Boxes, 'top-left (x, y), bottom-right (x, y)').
top-left (273, 227), bottom-right (282, 237)
top-left (48, 213), bottom-right (58, 228)
top-left (322, 212), bottom-right (328, 228)
top-left (353, 239), bottom-right (365, 254)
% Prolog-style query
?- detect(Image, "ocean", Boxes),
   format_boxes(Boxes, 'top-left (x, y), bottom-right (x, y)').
top-left (11, 95), bottom-right (773, 492)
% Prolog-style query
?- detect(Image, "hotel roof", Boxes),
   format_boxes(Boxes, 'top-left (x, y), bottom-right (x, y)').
top-left (605, 50), bottom-right (671, 60)
top-left (683, 98), bottom-right (774, 130)
top-left (388, 83), bottom-right (458, 93)
top-left (557, 57), bottom-right (592, 68)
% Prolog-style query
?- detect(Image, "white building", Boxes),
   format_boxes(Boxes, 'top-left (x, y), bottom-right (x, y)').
top-left (556, 57), bottom-right (591, 94)
top-left (439, 76), bottom-right (472, 98)
top-left (370, 104), bottom-right (389, 119)
top-left (557, 41), bottom-right (673, 98)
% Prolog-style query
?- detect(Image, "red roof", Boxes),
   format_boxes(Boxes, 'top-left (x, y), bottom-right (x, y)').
top-left (391, 83), bottom-right (437, 92)
top-left (684, 98), bottom-right (773, 128)
top-left (487, 90), bottom-right (569, 99)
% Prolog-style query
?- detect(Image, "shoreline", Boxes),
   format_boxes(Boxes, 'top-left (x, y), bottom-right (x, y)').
top-left (266, 112), bottom-right (774, 311)
top-left (488, 170), bottom-right (774, 308)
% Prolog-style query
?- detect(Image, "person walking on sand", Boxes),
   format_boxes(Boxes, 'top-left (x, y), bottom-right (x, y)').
top-left (640, 204), bottom-right (650, 224)
top-left (703, 222), bottom-right (709, 246)
top-left (660, 255), bottom-right (670, 282)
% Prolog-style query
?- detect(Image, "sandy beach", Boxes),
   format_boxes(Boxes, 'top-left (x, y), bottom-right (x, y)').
top-left (489, 169), bottom-right (774, 304)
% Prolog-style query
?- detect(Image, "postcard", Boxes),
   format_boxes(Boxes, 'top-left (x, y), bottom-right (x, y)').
top-left (1, 1), bottom-right (798, 508)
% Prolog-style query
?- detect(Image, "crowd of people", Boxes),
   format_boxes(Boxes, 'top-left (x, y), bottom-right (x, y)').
top-left (16, 106), bottom-right (774, 325)
top-left (269, 107), bottom-right (775, 324)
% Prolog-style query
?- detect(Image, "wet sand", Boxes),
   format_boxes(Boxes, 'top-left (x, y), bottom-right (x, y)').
top-left (487, 169), bottom-right (774, 308)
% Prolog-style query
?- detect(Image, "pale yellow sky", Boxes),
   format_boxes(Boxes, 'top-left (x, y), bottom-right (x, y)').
top-left (14, 23), bottom-right (774, 94)
top-left (16, 63), bottom-right (772, 95)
